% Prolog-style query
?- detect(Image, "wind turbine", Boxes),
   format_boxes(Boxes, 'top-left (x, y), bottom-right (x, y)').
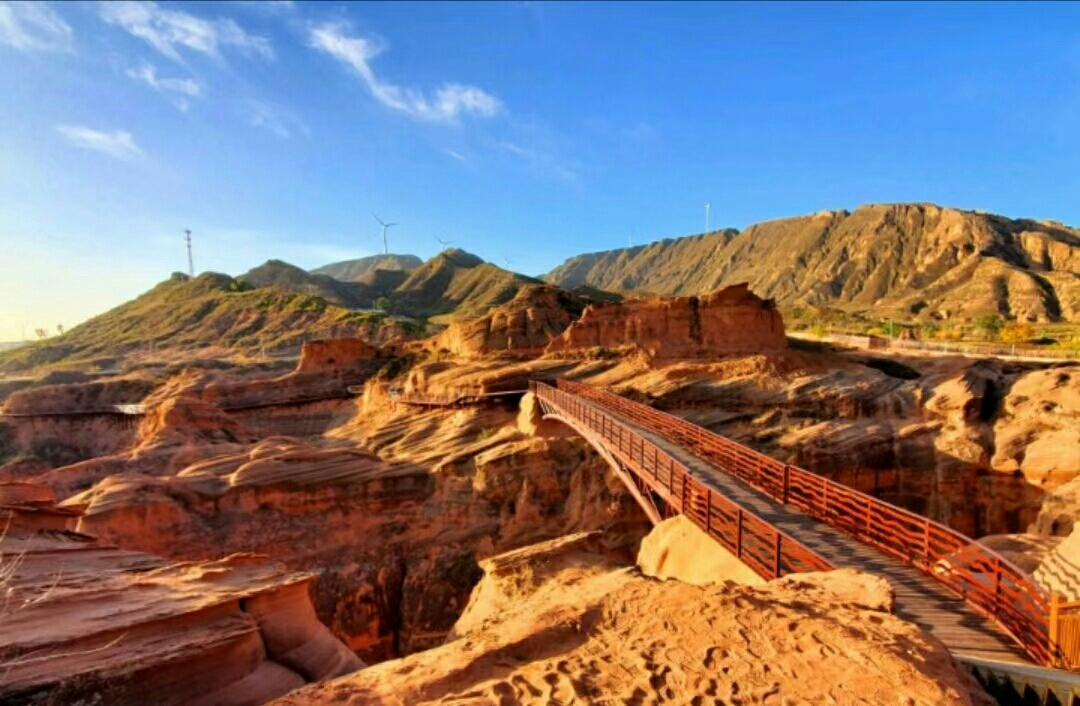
top-left (372, 213), bottom-right (398, 255)
top-left (705, 202), bottom-right (711, 233)
top-left (503, 256), bottom-right (515, 269)
top-left (436, 234), bottom-right (454, 247)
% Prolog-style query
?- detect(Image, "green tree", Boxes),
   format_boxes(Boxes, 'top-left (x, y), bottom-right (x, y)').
top-left (374, 296), bottom-right (391, 313)
top-left (974, 313), bottom-right (1004, 340)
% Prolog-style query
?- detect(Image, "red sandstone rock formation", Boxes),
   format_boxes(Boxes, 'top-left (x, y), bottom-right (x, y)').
top-left (274, 531), bottom-right (984, 706)
top-left (0, 481), bottom-right (83, 531)
top-left (546, 283), bottom-right (786, 358)
top-left (296, 338), bottom-right (381, 374)
top-left (0, 509), bottom-right (361, 705)
top-left (1, 376), bottom-right (156, 415)
top-left (426, 285), bottom-right (582, 358)
top-left (636, 514), bottom-right (764, 586)
top-left (62, 410), bottom-right (648, 664)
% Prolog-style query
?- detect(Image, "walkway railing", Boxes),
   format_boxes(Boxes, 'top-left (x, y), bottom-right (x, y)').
top-left (540, 379), bottom-right (1063, 668)
top-left (532, 382), bottom-right (832, 581)
top-left (390, 387), bottom-right (528, 408)
top-left (0, 404), bottom-right (146, 418)
top-left (1051, 595), bottom-right (1080, 670)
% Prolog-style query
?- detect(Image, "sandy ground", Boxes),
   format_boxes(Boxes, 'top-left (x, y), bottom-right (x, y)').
top-left (274, 532), bottom-right (988, 706)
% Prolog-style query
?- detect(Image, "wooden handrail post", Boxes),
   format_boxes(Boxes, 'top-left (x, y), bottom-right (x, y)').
top-left (736, 509), bottom-right (743, 558)
top-left (993, 558), bottom-right (1002, 617)
top-left (1050, 592), bottom-right (1062, 668)
top-left (782, 465), bottom-right (790, 504)
top-left (922, 518), bottom-right (930, 562)
top-left (774, 530), bottom-right (783, 578)
top-left (706, 490), bottom-right (713, 535)
top-left (865, 495), bottom-right (872, 539)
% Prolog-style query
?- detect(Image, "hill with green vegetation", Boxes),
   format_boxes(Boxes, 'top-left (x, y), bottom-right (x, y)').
top-left (0, 251), bottom-right (542, 373)
top-left (0, 272), bottom-right (399, 373)
top-left (388, 249), bottom-right (543, 320)
top-left (547, 203), bottom-right (1080, 328)
top-left (240, 260), bottom-right (373, 308)
top-left (311, 254), bottom-right (422, 282)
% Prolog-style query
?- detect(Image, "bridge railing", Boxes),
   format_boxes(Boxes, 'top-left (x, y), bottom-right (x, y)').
top-left (548, 379), bottom-right (1058, 667)
top-left (1051, 595), bottom-right (1080, 670)
top-left (532, 382), bottom-right (833, 581)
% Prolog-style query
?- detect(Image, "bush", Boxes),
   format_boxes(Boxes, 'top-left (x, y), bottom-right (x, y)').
top-left (1000, 322), bottom-right (1035, 345)
top-left (974, 313), bottom-right (1004, 340)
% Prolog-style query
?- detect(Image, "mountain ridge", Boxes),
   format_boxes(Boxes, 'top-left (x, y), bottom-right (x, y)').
top-left (546, 203), bottom-right (1080, 323)
top-left (0, 250), bottom-right (539, 372)
top-left (311, 254), bottom-right (423, 282)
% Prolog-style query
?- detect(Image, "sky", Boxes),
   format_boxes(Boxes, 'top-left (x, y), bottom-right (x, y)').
top-left (2, 1), bottom-right (1079, 340)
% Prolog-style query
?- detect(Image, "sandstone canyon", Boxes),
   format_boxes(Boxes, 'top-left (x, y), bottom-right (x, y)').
top-left (3, 286), bottom-right (1078, 704)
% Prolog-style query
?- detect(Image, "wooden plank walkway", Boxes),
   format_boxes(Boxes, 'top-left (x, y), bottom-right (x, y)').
top-left (590, 398), bottom-right (1032, 665)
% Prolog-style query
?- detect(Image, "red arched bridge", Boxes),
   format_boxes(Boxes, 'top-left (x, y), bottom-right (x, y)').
top-left (530, 379), bottom-right (1080, 675)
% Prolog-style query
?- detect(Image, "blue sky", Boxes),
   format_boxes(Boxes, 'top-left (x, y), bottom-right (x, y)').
top-left (2, 1), bottom-right (1079, 340)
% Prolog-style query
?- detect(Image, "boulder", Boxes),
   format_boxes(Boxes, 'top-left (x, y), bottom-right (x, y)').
top-left (636, 514), bottom-right (764, 586)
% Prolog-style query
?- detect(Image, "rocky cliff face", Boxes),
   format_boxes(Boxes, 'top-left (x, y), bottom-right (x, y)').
top-left (274, 530), bottom-right (984, 706)
top-left (61, 386), bottom-right (651, 665)
top-left (546, 283), bottom-right (786, 358)
top-left (295, 338), bottom-right (381, 374)
top-left (2, 376), bottom-right (156, 415)
top-left (425, 285), bottom-right (583, 358)
top-left (546, 203), bottom-right (1080, 322)
top-left (0, 503), bottom-right (361, 706)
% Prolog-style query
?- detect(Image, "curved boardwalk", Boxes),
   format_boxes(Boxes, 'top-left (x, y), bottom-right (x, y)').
top-left (619, 406), bottom-right (1029, 664)
top-left (534, 380), bottom-right (1043, 667)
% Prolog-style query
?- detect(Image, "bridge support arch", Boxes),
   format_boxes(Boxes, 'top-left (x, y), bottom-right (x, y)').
top-left (538, 409), bottom-right (665, 526)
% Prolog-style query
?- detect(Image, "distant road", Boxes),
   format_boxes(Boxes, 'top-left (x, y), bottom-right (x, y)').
top-left (789, 331), bottom-right (1080, 365)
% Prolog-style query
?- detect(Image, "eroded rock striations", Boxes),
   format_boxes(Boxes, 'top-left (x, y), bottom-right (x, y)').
top-left (425, 285), bottom-right (583, 358)
top-left (274, 530), bottom-right (984, 706)
top-left (295, 338), bottom-right (381, 374)
top-left (0, 492), bottom-right (361, 706)
top-left (546, 283), bottom-right (786, 358)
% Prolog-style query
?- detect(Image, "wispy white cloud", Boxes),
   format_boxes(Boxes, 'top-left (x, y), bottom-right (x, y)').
top-left (98, 1), bottom-right (272, 62)
top-left (247, 100), bottom-right (308, 139)
top-left (498, 140), bottom-right (578, 183)
top-left (126, 63), bottom-right (202, 110)
top-left (0, 1), bottom-right (71, 52)
top-left (442, 148), bottom-right (467, 162)
top-left (230, 0), bottom-right (295, 15)
top-left (55, 125), bottom-right (144, 160)
top-left (499, 141), bottom-right (536, 159)
top-left (308, 22), bottom-right (502, 124)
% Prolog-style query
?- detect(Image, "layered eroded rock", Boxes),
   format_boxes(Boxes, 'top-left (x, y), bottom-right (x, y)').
top-left (273, 531), bottom-right (982, 706)
top-left (546, 283), bottom-right (786, 359)
top-left (0, 499), bottom-right (361, 706)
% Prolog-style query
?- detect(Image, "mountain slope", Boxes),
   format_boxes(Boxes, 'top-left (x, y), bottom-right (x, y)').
top-left (0, 251), bottom-right (543, 372)
top-left (391, 249), bottom-right (543, 319)
top-left (241, 260), bottom-right (373, 309)
top-left (312, 254), bottom-right (422, 282)
top-left (546, 204), bottom-right (1080, 323)
top-left (0, 273), bottom-right (391, 372)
